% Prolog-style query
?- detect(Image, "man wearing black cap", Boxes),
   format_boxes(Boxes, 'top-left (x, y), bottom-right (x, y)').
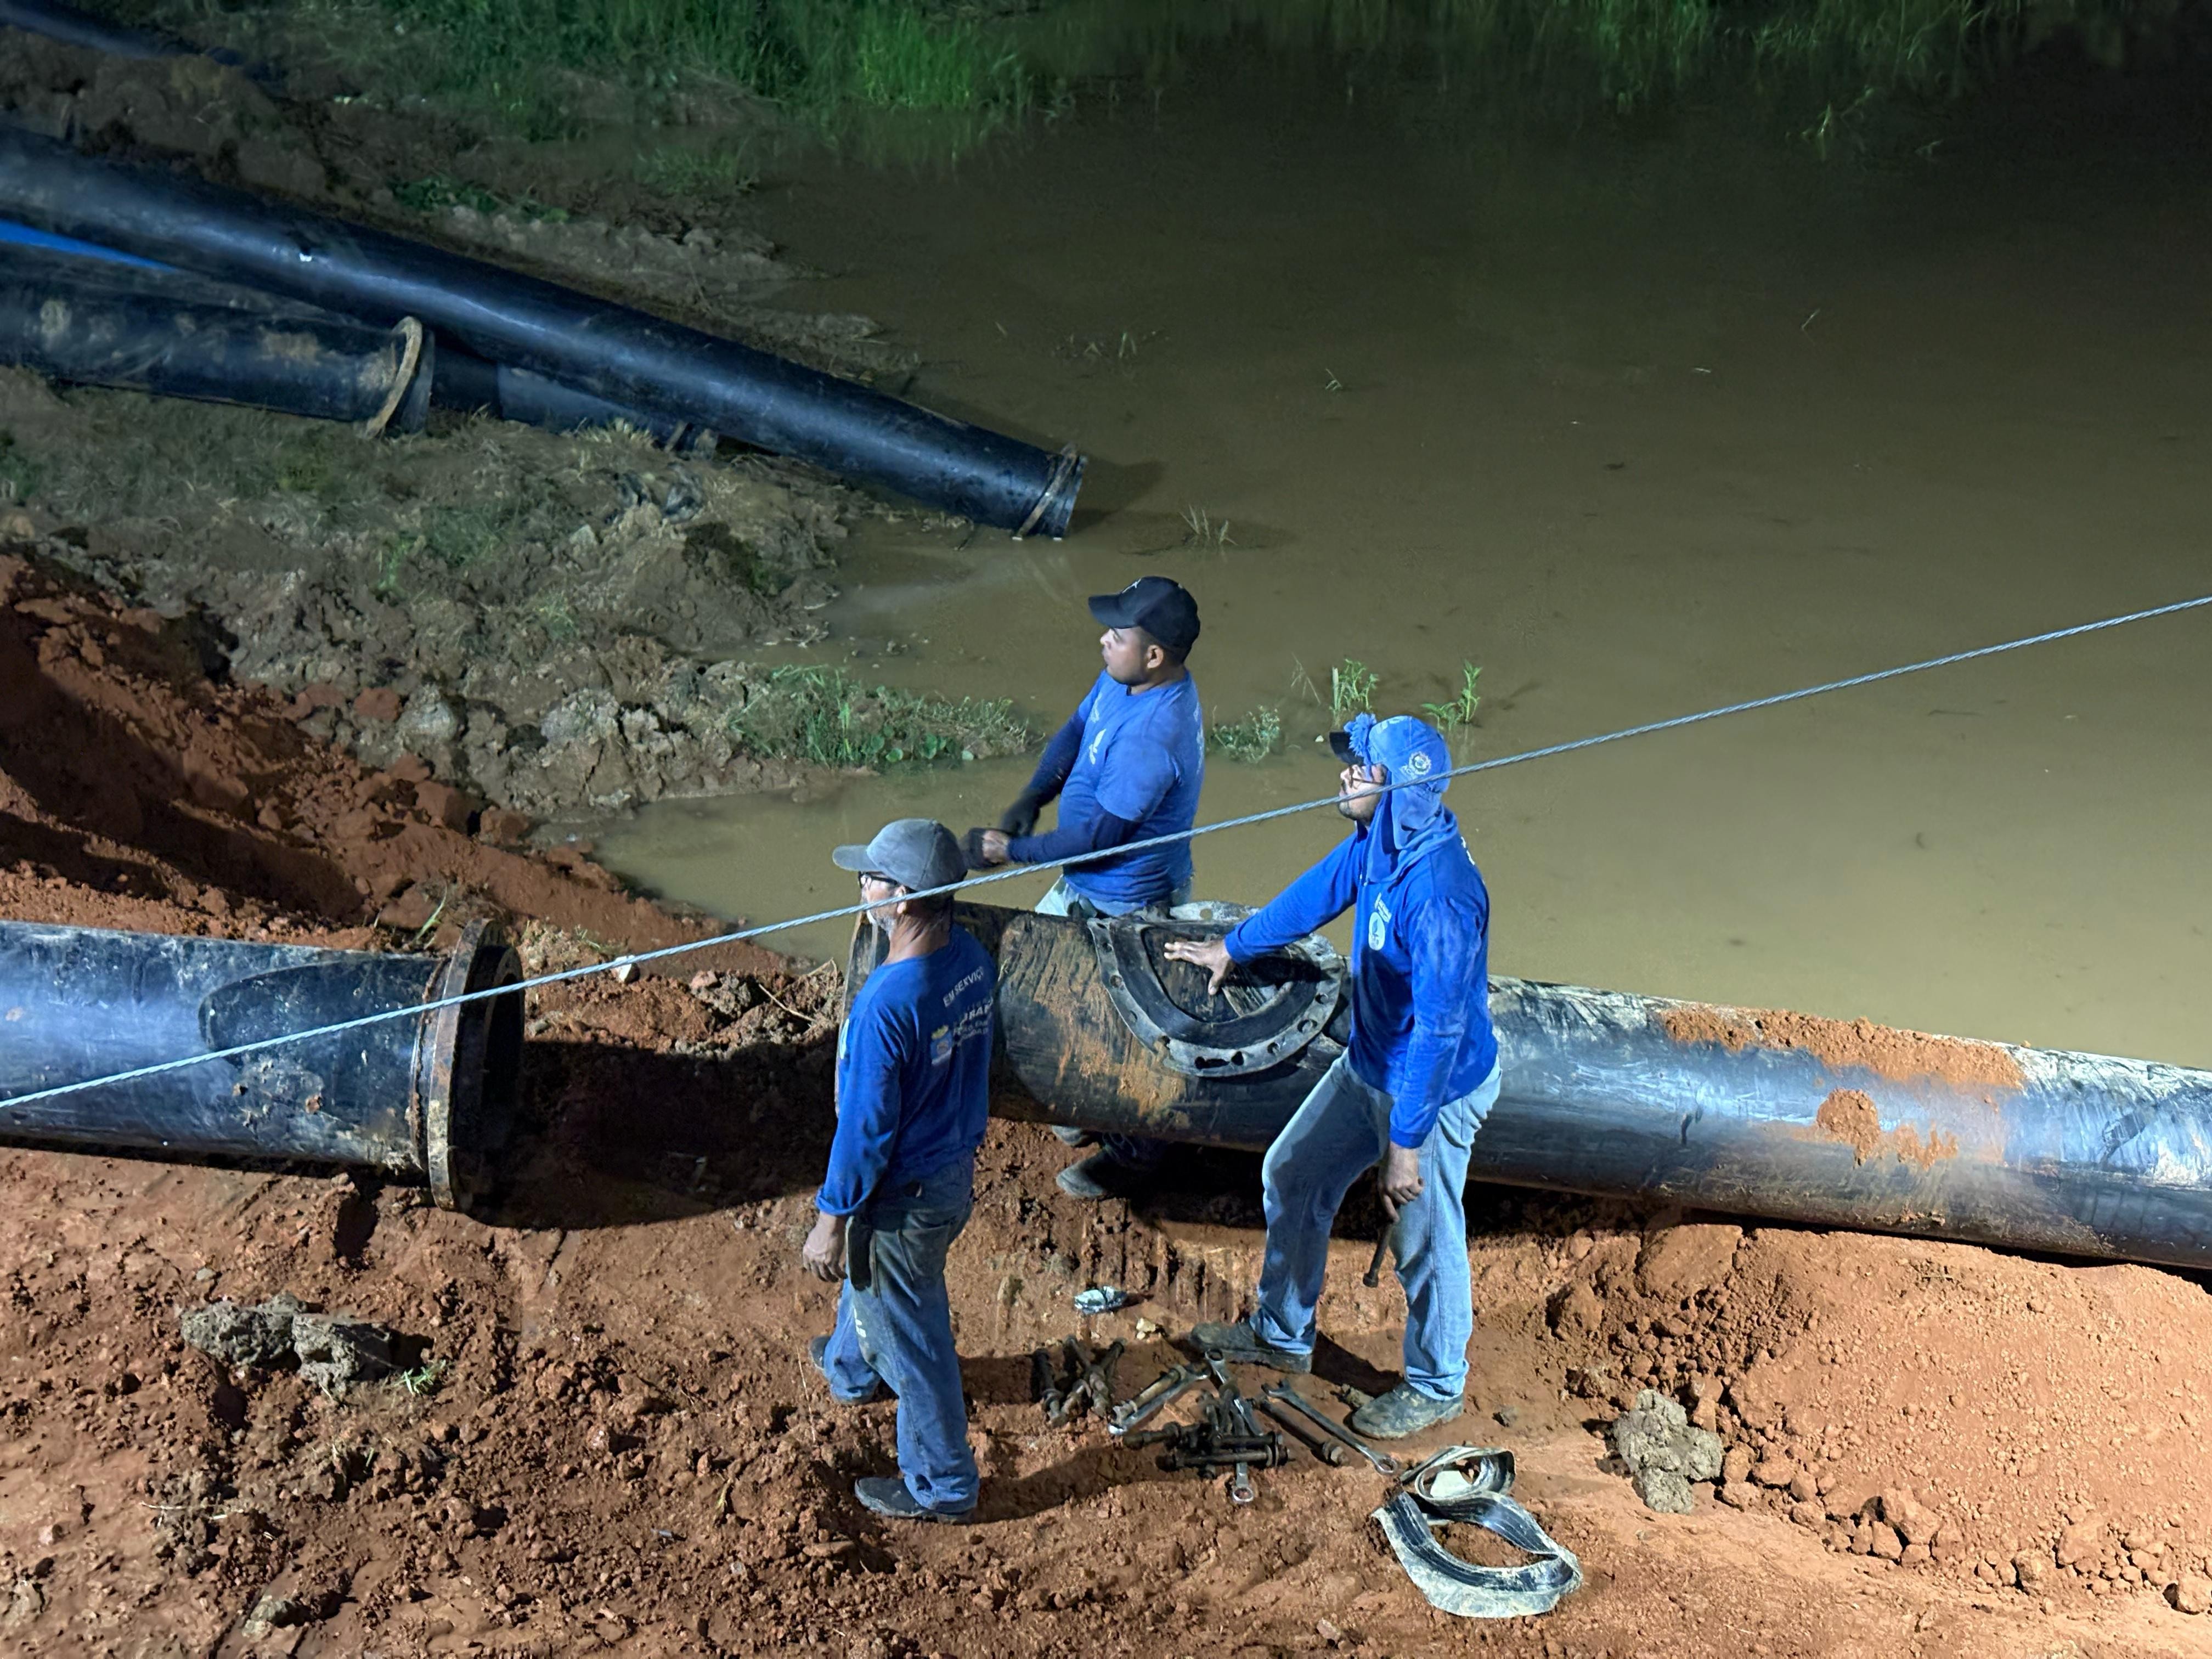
top-left (966, 575), bottom-right (1205, 1199)
top-left (804, 819), bottom-right (995, 1522)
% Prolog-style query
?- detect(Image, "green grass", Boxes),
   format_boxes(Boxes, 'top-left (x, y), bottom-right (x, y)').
top-left (727, 663), bottom-right (1031, 770)
top-left (1420, 661), bottom-right (1482, 736)
top-left (359, 0), bottom-right (1036, 137)
top-left (634, 143), bottom-right (760, 199)
top-left (1207, 705), bottom-right (1282, 762)
top-left (0, 432), bottom-right (41, 506)
top-left (392, 173), bottom-right (571, 222)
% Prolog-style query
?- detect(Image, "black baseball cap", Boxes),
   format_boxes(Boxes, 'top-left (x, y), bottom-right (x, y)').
top-left (1087, 576), bottom-right (1200, 653)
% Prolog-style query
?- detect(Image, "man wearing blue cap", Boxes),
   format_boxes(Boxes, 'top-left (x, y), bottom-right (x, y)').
top-left (805, 818), bottom-right (995, 1521)
top-left (966, 575), bottom-right (1205, 1200)
top-left (1163, 713), bottom-right (1498, 1439)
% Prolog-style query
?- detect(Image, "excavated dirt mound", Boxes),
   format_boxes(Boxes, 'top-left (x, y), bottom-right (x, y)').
top-left (5, 535), bottom-right (2212, 1658)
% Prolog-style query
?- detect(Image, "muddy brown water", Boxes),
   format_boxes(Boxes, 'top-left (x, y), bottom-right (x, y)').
top-left (599, 53), bottom-right (2212, 1069)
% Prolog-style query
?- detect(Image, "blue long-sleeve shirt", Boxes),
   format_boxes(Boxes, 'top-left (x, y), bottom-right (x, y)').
top-left (1223, 827), bottom-right (1496, 1147)
top-left (818, 928), bottom-right (996, 1217)
top-left (1007, 670), bottom-right (1203, 907)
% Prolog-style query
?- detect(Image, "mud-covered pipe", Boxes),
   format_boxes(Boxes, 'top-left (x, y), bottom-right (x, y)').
top-left (0, 244), bottom-right (433, 431)
top-left (0, 0), bottom-right (259, 72)
top-left (0, 127), bottom-right (1086, 534)
top-left (868, 904), bottom-right (2212, 1272)
top-left (431, 342), bottom-right (716, 453)
top-left (0, 919), bottom-right (524, 1211)
top-left (2, 219), bottom-right (713, 447)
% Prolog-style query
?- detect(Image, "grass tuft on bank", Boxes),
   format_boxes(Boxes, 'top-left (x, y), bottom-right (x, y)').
top-left (727, 664), bottom-right (1031, 770)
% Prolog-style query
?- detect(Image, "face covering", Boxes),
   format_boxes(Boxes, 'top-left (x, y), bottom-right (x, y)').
top-left (1338, 712), bottom-right (1461, 884)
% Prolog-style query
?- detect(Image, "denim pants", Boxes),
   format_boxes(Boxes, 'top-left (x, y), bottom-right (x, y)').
top-left (1037, 876), bottom-right (1192, 1171)
top-left (1249, 1053), bottom-right (1502, 1402)
top-left (817, 1159), bottom-right (979, 1513)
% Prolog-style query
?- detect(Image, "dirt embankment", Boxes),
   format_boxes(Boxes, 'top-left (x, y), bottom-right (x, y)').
top-left (5, 534), bottom-right (2212, 1658)
top-left (0, 35), bottom-right (980, 820)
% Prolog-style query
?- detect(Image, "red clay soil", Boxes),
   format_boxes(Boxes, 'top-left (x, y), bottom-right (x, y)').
top-left (5, 542), bottom-right (2212, 1658)
top-left (1657, 1005), bottom-right (2026, 1094)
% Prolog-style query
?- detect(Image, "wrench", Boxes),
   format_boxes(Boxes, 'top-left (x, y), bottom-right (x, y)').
top-left (1262, 1384), bottom-right (1401, 1476)
top-left (1109, 1364), bottom-right (1201, 1438)
top-left (1255, 1397), bottom-right (1347, 1466)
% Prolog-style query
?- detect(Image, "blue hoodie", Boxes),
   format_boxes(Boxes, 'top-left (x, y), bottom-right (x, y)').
top-left (1222, 714), bottom-right (1497, 1148)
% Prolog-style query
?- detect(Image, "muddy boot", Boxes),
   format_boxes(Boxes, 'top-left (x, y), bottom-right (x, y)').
top-left (854, 1477), bottom-right (974, 1524)
top-left (1182, 1318), bottom-right (1312, 1374)
top-left (1055, 1148), bottom-right (1142, 1201)
top-left (1349, 1384), bottom-right (1464, 1440)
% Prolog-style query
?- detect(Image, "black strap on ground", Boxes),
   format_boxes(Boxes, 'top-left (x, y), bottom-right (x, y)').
top-left (1372, 1446), bottom-right (1582, 1618)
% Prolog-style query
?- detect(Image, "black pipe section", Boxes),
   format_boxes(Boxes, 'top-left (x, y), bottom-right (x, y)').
top-left (0, 0), bottom-right (257, 72)
top-left (2, 219), bottom-right (713, 447)
top-left (858, 902), bottom-right (2212, 1272)
top-left (431, 342), bottom-right (715, 453)
top-left (0, 242), bottom-right (433, 431)
top-left (0, 919), bottom-right (524, 1211)
top-left (0, 127), bottom-right (1085, 534)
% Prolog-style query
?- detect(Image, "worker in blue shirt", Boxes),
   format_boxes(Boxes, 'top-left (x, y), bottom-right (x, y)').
top-left (1164, 713), bottom-right (1499, 1440)
top-left (965, 575), bottom-right (1205, 1201)
top-left (804, 818), bottom-right (996, 1521)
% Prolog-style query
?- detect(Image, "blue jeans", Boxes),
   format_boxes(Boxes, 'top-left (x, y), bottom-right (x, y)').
top-left (1250, 1054), bottom-right (1502, 1402)
top-left (818, 1160), bottom-right (979, 1513)
top-left (1037, 876), bottom-right (1191, 1171)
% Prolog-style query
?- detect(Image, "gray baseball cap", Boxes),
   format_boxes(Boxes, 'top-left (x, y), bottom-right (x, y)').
top-left (830, 818), bottom-right (966, 894)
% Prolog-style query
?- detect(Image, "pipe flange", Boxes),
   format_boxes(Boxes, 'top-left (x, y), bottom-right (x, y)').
top-left (415, 920), bottom-right (524, 1212)
top-left (1088, 900), bottom-right (1344, 1078)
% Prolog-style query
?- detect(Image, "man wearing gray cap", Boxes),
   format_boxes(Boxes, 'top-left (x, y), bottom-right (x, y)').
top-left (804, 819), bottom-right (995, 1522)
top-left (966, 575), bottom-right (1205, 1200)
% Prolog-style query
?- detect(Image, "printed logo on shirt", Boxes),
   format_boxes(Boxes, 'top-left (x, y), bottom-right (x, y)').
top-left (1087, 723), bottom-right (1109, 765)
top-left (1367, 894), bottom-right (1391, 951)
top-left (1406, 750), bottom-right (1432, 777)
top-left (944, 964), bottom-right (989, 1007)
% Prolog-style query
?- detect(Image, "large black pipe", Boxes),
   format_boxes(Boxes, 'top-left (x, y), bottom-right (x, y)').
top-left (1, 218), bottom-right (713, 447)
top-left (0, 242), bottom-right (433, 431)
top-left (859, 902), bottom-right (2212, 1272)
top-left (0, 0), bottom-right (261, 74)
top-left (0, 919), bottom-right (524, 1210)
top-left (431, 342), bottom-right (714, 453)
top-left (0, 127), bottom-right (1085, 534)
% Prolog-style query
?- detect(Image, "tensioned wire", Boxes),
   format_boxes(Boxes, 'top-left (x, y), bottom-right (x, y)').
top-left (3, 591), bottom-right (2207, 1113)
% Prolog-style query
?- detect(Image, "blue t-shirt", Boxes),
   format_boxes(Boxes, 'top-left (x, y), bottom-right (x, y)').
top-left (818, 928), bottom-right (996, 1217)
top-left (1056, 670), bottom-right (1204, 908)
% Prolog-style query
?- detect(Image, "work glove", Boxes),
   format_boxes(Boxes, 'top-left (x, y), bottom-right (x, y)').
top-left (961, 827), bottom-right (996, 871)
top-left (998, 789), bottom-right (1045, 838)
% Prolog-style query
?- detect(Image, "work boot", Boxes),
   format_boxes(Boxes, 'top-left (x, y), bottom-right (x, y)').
top-left (1056, 1149), bottom-right (1143, 1201)
top-left (854, 1476), bottom-right (974, 1525)
top-left (1048, 1124), bottom-right (1098, 1148)
top-left (1183, 1317), bottom-right (1312, 1374)
top-left (1350, 1384), bottom-right (1464, 1440)
top-left (809, 1335), bottom-right (885, 1404)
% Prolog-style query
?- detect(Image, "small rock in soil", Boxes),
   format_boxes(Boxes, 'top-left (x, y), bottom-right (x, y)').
top-left (1610, 1389), bottom-right (1724, 1512)
top-left (179, 1294), bottom-right (398, 1394)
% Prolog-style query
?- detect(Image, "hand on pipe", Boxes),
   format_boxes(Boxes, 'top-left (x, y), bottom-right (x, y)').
top-left (802, 1211), bottom-right (848, 1282)
top-left (1161, 936), bottom-right (1234, 994)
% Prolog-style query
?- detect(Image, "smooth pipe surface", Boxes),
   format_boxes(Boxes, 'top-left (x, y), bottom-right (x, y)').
top-left (0, 127), bottom-right (1085, 533)
top-left (0, 919), bottom-right (524, 1210)
top-left (859, 902), bottom-right (2212, 1271)
top-left (0, 245), bottom-right (433, 430)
